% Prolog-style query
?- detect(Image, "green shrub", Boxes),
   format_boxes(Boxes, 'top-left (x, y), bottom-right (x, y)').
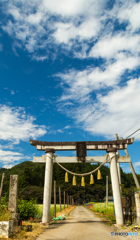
top-left (0, 206), bottom-right (11, 221)
top-left (0, 196), bottom-right (8, 206)
top-left (17, 199), bottom-right (38, 220)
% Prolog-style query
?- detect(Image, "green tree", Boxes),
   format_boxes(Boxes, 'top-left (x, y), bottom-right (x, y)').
top-left (20, 167), bottom-right (31, 188)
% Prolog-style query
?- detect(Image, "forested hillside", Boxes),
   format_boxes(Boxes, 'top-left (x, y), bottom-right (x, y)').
top-left (0, 161), bottom-right (139, 203)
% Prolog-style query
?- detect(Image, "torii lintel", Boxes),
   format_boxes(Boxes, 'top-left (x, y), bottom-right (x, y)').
top-left (29, 138), bottom-right (134, 151)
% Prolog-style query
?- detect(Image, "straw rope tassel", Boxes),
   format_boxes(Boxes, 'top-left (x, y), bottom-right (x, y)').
top-left (65, 172), bottom-right (68, 182)
top-left (72, 175), bottom-right (76, 186)
top-left (90, 174), bottom-right (94, 184)
top-left (81, 176), bottom-right (85, 186)
top-left (97, 170), bottom-right (102, 180)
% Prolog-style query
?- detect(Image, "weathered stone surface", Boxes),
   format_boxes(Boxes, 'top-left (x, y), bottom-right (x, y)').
top-left (8, 175), bottom-right (18, 213)
top-left (11, 213), bottom-right (21, 227)
top-left (0, 220), bottom-right (13, 238)
top-left (11, 213), bottom-right (20, 221)
top-left (9, 220), bottom-right (13, 237)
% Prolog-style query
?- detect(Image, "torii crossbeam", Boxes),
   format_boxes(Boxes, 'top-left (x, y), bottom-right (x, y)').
top-left (30, 138), bottom-right (134, 151)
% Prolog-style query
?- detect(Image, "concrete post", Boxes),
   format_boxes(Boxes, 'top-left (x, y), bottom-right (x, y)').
top-left (108, 149), bottom-right (124, 226)
top-left (135, 192), bottom-right (140, 224)
top-left (42, 149), bottom-right (54, 224)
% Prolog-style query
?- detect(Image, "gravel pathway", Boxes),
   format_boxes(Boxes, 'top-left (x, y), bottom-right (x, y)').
top-left (36, 206), bottom-right (139, 240)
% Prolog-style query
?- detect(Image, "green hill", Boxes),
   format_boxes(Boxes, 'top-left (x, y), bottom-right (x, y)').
top-left (0, 161), bottom-right (139, 203)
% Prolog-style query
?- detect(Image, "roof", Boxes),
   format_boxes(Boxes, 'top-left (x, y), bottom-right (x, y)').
top-left (103, 196), bottom-right (113, 200)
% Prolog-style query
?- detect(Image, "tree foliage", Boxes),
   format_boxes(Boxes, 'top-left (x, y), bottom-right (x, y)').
top-left (0, 160), bottom-right (139, 203)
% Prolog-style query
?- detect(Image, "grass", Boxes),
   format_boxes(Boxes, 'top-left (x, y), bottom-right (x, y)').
top-left (86, 201), bottom-right (116, 225)
top-left (10, 221), bottom-right (47, 240)
top-left (35, 204), bottom-right (70, 219)
top-left (92, 202), bottom-right (114, 215)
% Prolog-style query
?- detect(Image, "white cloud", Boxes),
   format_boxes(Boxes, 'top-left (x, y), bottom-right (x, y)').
top-left (89, 33), bottom-right (140, 59)
top-left (88, 78), bottom-right (140, 139)
top-left (0, 104), bottom-right (47, 144)
top-left (53, 17), bottom-right (100, 44)
top-left (12, 41), bottom-right (22, 56)
top-left (32, 55), bottom-right (48, 61)
top-left (41, 0), bottom-right (105, 17)
top-left (118, 1), bottom-right (140, 32)
top-left (132, 161), bottom-right (140, 174)
top-left (0, 105), bottom-right (46, 167)
top-left (134, 162), bottom-right (140, 168)
top-left (57, 129), bottom-right (63, 133)
top-left (57, 53), bottom-right (140, 102)
top-left (1, 0), bottom-right (140, 61)
top-left (1, 0), bottom-right (105, 57)
top-left (39, 97), bottom-right (46, 101)
top-left (0, 148), bottom-right (32, 167)
top-left (64, 125), bottom-right (70, 129)
top-left (0, 149), bottom-right (23, 164)
top-left (10, 90), bottom-right (14, 95)
top-left (2, 164), bottom-right (15, 169)
top-left (57, 73), bottom-right (140, 140)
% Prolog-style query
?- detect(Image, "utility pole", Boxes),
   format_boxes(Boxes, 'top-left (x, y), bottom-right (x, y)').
top-left (64, 191), bottom-right (65, 210)
top-left (0, 173), bottom-right (5, 202)
top-left (106, 176), bottom-right (108, 206)
top-left (67, 193), bottom-right (68, 208)
top-left (78, 185), bottom-right (79, 205)
top-left (84, 186), bottom-right (85, 204)
top-left (59, 187), bottom-right (61, 212)
top-left (54, 181), bottom-right (56, 218)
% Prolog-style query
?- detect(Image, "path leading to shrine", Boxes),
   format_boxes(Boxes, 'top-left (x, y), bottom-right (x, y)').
top-left (36, 206), bottom-right (126, 240)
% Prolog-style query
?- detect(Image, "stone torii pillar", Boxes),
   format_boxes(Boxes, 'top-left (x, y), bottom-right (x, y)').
top-left (42, 149), bottom-right (55, 224)
top-left (115, 134), bottom-right (122, 192)
top-left (108, 148), bottom-right (124, 226)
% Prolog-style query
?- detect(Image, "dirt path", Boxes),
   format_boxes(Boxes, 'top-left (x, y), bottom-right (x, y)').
top-left (36, 206), bottom-right (126, 240)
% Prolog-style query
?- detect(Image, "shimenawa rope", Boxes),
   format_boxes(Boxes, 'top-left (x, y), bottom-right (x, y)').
top-left (46, 153), bottom-right (116, 177)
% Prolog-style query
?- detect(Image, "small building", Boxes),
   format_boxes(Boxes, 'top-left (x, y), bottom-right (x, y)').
top-left (103, 196), bottom-right (113, 201)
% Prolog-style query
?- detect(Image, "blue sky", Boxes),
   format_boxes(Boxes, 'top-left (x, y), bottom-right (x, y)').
top-left (0, 0), bottom-right (140, 173)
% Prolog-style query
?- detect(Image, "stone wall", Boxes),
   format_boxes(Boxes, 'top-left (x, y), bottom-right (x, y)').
top-left (0, 220), bottom-right (13, 238)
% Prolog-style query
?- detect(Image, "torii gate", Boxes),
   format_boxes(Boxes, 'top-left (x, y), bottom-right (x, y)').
top-left (29, 137), bottom-right (136, 226)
